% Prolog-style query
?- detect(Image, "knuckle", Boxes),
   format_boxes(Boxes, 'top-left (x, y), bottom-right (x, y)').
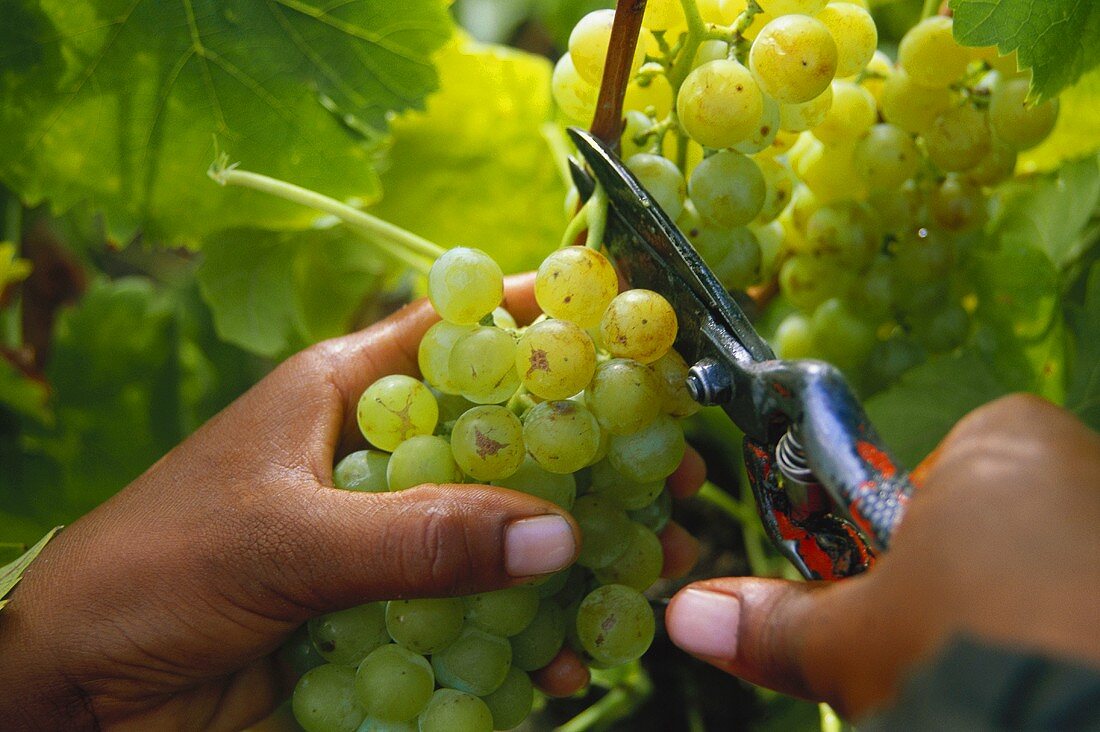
top-left (396, 490), bottom-right (482, 596)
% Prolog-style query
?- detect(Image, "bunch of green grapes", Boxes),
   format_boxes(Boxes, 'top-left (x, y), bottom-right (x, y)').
top-left (553, 1), bottom-right (1060, 389)
top-left (287, 245), bottom-right (699, 732)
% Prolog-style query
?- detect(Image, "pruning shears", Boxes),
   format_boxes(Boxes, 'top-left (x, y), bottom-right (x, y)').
top-left (567, 127), bottom-right (915, 581)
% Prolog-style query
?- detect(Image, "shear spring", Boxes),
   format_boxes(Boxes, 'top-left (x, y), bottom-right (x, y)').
top-left (775, 429), bottom-right (817, 486)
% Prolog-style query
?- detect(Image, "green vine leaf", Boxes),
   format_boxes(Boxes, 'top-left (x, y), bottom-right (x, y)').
top-left (368, 37), bottom-right (568, 275)
top-left (0, 526), bottom-right (61, 611)
top-left (950, 0), bottom-right (1100, 101)
top-left (0, 0), bottom-right (453, 245)
top-left (1066, 263), bottom-right (1100, 431)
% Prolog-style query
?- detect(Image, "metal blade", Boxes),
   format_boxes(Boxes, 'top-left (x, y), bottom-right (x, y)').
top-left (566, 127), bottom-right (774, 364)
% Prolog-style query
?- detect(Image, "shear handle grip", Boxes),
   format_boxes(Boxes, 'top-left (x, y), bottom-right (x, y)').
top-left (746, 359), bottom-right (915, 551)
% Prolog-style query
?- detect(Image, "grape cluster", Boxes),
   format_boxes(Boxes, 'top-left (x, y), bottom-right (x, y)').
top-left (290, 245), bottom-right (697, 732)
top-left (552, 1), bottom-right (1059, 387)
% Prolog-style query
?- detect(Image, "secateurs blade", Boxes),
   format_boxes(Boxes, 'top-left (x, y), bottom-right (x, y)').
top-left (566, 126), bottom-right (915, 581)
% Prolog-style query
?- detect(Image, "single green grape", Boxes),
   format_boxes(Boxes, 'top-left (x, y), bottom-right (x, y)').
top-left (573, 494), bottom-right (633, 569)
top-left (569, 9), bottom-right (645, 86)
top-left (492, 455), bottom-right (577, 509)
top-left (585, 358), bottom-right (663, 435)
top-left (750, 15), bottom-right (838, 104)
top-left (428, 247), bottom-right (503, 326)
top-left (810, 298), bottom-right (876, 369)
top-left (480, 666), bottom-right (534, 731)
top-left (853, 124), bottom-right (920, 189)
top-left (551, 54), bottom-right (597, 125)
top-left (642, 0), bottom-right (687, 33)
top-left (450, 405), bottom-right (526, 481)
top-left (924, 105), bottom-right (991, 173)
top-left (522, 400), bottom-right (602, 474)
top-left (575, 584), bottom-right (655, 666)
top-left (779, 256), bottom-right (851, 312)
top-left (686, 221), bottom-right (763, 291)
top-left (860, 48), bottom-right (892, 105)
top-left (418, 321), bottom-right (474, 395)
top-left (599, 289), bottom-right (678, 365)
top-left (357, 375), bottom-right (438, 452)
top-left (689, 151), bottom-right (766, 229)
top-left (881, 69), bottom-right (953, 133)
top-left (385, 598), bottom-right (464, 655)
top-left (309, 603), bottom-right (390, 666)
top-left (386, 435), bottom-right (462, 491)
top-left (792, 137), bottom-right (867, 204)
top-left (966, 139), bottom-right (1017, 186)
top-left (589, 459), bottom-right (664, 511)
top-left (333, 450), bottom-right (390, 493)
top-left (515, 319), bottom-right (597, 400)
top-left (774, 313), bottom-right (815, 359)
top-left (812, 81), bottom-right (876, 144)
top-left (930, 175), bottom-right (987, 232)
top-left (417, 689), bottom-right (493, 732)
top-left (988, 75), bottom-right (1059, 151)
top-left (293, 664), bottom-right (366, 732)
top-left (534, 247), bottom-right (619, 328)
top-left (430, 626), bottom-right (512, 696)
top-left (593, 522), bottom-right (663, 592)
top-left (676, 59), bottom-right (765, 148)
top-left (898, 16), bottom-right (969, 89)
top-left (464, 587), bottom-right (540, 637)
top-left (626, 153), bottom-right (686, 221)
top-left (354, 644), bottom-right (434, 722)
top-left (648, 350), bottom-right (701, 418)
top-left (449, 326), bottom-right (520, 405)
top-left (751, 219), bottom-right (785, 280)
top-left (628, 489), bottom-right (673, 533)
top-left (817, 2), bottom-right (877, 78)
top-left (509, 601), bottom-right (566, 671)
top-left (607, 413), bottom-right (685, 484)
top-left (804, 201), bottom-right (880, 268)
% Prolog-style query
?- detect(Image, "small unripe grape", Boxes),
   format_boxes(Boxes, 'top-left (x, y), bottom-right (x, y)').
top-left (750, 15), bottom-right (838, 104)
top-left (600, 289), bottom-right (678, 364)
top-left (428, 247), bottom-right (503, 325)
top-left (677, 59), bottom-right (765, 149)
top-left (988, 76), bottom-right (1059, 150)
top-left (626, 153), bottom-right (686, 220)
top-left (816, 2), bottom-right (877, 78)
top-left (898, 16), bottom-right (970, 89)
top-left (688, 151), bottom-right (767, 228)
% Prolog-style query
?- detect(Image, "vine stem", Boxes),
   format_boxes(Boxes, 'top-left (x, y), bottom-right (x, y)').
top-left (589, 0), bottom-right (649, 148)
top-left (208, 161), bottom-right (442, 273)
top-left (556, 667), bottom-right (653, 732)
top-left (920, 0), bottom-right (941, 20)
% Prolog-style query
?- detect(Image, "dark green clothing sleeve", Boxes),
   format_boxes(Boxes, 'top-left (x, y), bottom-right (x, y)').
top-left (862, 637), bottom-right (1100, 731)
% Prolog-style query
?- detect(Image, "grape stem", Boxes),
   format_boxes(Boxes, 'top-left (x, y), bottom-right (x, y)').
top-left (920, 0), bottom-right (941, 20)
top-left (208, 157), bottom-right (443, 272)
top-left (585, 183), bottom-right (608, 249)
top-left (697, 480), bottom-right (778, 577)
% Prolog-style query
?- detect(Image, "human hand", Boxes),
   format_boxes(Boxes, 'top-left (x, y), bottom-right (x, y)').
top-left (0, 273), bottom-right (704, 731)
top-left (664, 394), bottom-right (1100, 718)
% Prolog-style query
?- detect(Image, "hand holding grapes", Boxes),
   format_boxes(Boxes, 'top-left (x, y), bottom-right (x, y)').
top-left (666, 395), bottom-right (1100, 719)
top-left (0, 274), bottom-right (705, 731)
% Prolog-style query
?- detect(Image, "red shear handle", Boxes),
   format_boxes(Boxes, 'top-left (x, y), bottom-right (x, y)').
top-left (743, 359), bottom-right (915, 553)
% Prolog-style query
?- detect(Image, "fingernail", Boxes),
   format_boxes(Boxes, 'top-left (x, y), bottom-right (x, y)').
top-left (667, 589), bottom-right (740, 660)
top-left (505, 515), bottom-right (575, 577)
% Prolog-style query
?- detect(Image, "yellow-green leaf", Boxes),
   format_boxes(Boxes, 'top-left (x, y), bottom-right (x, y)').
top-left (0, 526), bottom-right (62, 610)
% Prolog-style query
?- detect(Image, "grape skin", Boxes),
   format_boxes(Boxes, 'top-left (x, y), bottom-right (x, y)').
top-left (626, 153), bottom-right (686, 221)
top-left (816, 1), bottom-right (877, 79)
top-left (534, 247), bottom-right (618, 329)
top-left (427, 247), bottom-right (503, 325)
top-left (357, 375), bottom-right (438, 455)
top-left (924, 105), bottom-right (991, 173)
top-left (988, 76), bottom-right (1059, 151)
top-left (450, 405), bottom-right (525, 481)
top-left (515, 319), bottom-right (597, 400)
top-left (551, 54), bottom-right (597, 125)
top-left (750, 15), bottom-right (838, 104)
top-left (354, 644), bottom-right (434, 722)
top-left (418, 689), bottom-right (493, 732)
top-left (688, 151), bottom-right (767, 228)
top-left (778, 83), bottom-right (834, 133)
top-left (575, 584), bottom-right (655, 666)
top-left (418, 321), bottom-right (474, 395)
top-left (522, 400), bottom-right (602, 474)
top-left (676, 59), bottom-right (765, 149)
top-left (586, 358), bottom-right (662, 435)
top-left (293, 664), bottom-right (366, 732)
top-left (853, 123), bottom-right (919, 189)
top-left (599, 289), bottom-right (678, 364)
top-left (449, 326), bottom-right (520, 405)
top-left (898, 16), bottom-right (969, 89)
top-left (569, 9), bottom-right (645, 86)
top-left (385, 598), bottom-right (464, 655)
top-left (881, 69), bottom-right (953, 133)
top-left (386, 435), bottom-right (462, 491)
top-left (812, 81), bottom-right (876, 144)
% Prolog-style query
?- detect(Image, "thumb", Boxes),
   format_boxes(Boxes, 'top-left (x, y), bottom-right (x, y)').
top-left (236, 483), bottom-right (579, 617)
top-left (665, 575), bottom-right (913, 718)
